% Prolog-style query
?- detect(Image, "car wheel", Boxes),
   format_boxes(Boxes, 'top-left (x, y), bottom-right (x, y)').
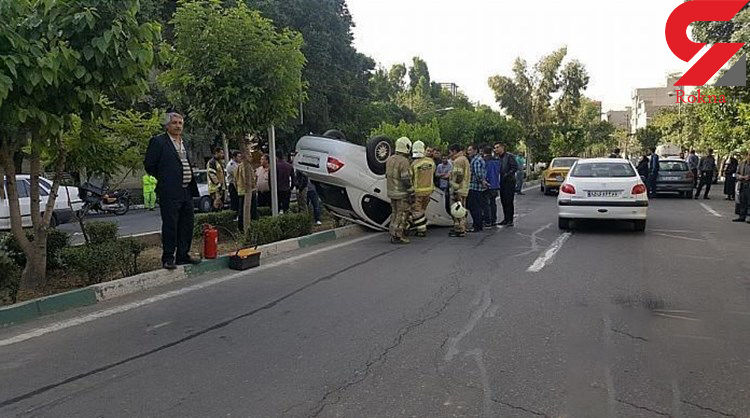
top-left (322, 129), bottom-right (347, 140)
top-left (199, 196), bottom-right (212, 213)
top-left (558, 217), bottom-right (570, 230)
top-left (365, 135), bottom-right (393, 176)
top-left (540, 182), bottom-right (545, 193)
top-left (633, 219), bottom-right (646, 232)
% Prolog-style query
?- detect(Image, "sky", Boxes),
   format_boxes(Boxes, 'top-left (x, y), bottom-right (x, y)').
top-left (346, 0), bottom-right (690, 112)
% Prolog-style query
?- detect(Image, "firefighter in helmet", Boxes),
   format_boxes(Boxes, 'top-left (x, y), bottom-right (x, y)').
top-left (410, 141), bottom-right (435, 237)
top-left (386, 137), bottom-right (415, 244)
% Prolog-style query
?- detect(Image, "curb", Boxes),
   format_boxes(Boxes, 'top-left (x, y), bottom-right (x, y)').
top-left (0, 224), bottom-right (367, 328)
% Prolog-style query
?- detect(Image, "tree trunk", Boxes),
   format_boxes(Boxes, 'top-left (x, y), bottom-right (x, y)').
top-left (21, 240), bottom-right (47, 289)
top-left (242, 135), bottom-right (257, 234)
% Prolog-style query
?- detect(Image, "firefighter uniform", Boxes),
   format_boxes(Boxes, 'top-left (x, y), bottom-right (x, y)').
top-left (386, 137), bottom-right (414, 244)
top-left (450, 152), bottom-right (471, 235)
top-left (207, 157), bottom-right (226, 210)
top-left (410, 141), bottom-right (435, 237)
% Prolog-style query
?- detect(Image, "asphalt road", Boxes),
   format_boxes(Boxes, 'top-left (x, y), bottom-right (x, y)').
top-left (58, 210), bottom-right (162, 245)
top-left (2, 189), bottom-right (749, 417)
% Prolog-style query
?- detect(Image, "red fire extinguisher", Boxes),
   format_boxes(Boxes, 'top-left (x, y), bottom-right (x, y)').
top-left (203, 224), bottom-right (218, 259)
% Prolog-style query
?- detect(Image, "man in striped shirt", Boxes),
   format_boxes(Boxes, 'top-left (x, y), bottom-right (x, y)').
top-left (145, 112), bottom-right (201, 270)
top-left (467, 144), bottom-right (487, 232)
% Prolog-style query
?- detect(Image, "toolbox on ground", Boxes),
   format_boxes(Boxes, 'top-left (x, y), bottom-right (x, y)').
top-left (229, 248), bottom-right (261, 271)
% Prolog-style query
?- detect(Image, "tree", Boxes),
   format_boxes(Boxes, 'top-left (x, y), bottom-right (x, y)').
top-left (370, 120), bottom-right (443, 149)
top-left (488, 47), bottom-right (590, 163)
top-left (162, 0), bottom-right (305, 231)
top-left (0, 0), bottom-right (160, 288)
top-left (636, 126), bottom-right (661, 154)
top-left (246, 0), bottom-right (374, 141)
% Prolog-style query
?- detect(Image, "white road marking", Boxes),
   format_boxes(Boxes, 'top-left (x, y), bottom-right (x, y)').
top-left (0, 234), bottom-right (381, 347)
top-left (653, 309), bottom-right (695, 314)
top-left (522, 183), bottom-right (540, 192)
top-left (699, 203), bottom-right (722, 218)
top-left (653, 233), bottom-right (705, 242)
top-left (671, 334), bottom-right (715, 341)
top-left (147, 321), bottom-right (171, 331)
top-left (654, 313), bottom-right (701, 322)
top-left (527, 233), bottom-right (572, 273)
top-left (651, 229), bottom-right (694, 234)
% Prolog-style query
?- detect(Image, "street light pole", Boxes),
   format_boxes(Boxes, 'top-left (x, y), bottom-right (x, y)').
top-left (268, 124), bottom-right (279, 217)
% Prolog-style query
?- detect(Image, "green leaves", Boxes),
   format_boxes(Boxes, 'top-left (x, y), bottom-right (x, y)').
top-left (163, 1), bottom-right (305, 137)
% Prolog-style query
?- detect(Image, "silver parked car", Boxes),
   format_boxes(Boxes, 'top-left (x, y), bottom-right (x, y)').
top-left (655, 158), bottom-right (694, 198)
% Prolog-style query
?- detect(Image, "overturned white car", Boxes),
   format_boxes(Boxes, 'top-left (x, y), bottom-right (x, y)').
top-left (293, 131), bottom-right (453, 231)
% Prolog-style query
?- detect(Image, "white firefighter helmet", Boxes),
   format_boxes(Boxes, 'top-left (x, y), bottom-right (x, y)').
top-left (450, 201), bottom-right (467, 219)
top-left (395, 136), bottom-right (412, 154)
top-left (412, 141), bottom-right (426, 158)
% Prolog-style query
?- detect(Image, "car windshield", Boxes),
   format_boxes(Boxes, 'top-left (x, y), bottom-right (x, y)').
top-left (571, 162), bottom-right (636, 178)
top-left (659, 161), bottom-right (688, 171)
top-left (551, 158), bottom-right (578, 168)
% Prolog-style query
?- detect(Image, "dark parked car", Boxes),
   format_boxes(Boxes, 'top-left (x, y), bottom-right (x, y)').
top-left (655, 159), bottom-right (694, 198)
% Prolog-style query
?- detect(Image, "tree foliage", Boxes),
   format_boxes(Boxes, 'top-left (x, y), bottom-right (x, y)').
top-left (161, 0), bottom-right (305, 139)
top-left (488, 47), bottom-right (591, 162)
top-left (0, 0), bottom-right (160, 289)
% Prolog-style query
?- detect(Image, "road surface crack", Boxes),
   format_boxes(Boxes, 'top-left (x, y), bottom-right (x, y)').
top-left (308, 276), bottom-right (463, 417)
top-left (611, 328), bottom-right (649, 342)
top-left (681, 399), bottom-right (735, 417)
top-left (0, 249), bottom-right (399, 410)
top-left (615, 398), bottom-right (670, 416)
top-left (491, 398), bottom-right (547, 416)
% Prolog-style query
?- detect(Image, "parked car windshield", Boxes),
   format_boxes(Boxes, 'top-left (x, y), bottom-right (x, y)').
top-left (571, 162), bottom-right (636, 178)
top-left (551, 158), bottom-right (578, 168)
top-left (659, 161), bottom-right (689, 172)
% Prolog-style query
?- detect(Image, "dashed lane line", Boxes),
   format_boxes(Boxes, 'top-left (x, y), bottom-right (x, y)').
top-left (699, 202), bottom-right (722, 218)
top-left (526, 232), bottom-right (572, 273)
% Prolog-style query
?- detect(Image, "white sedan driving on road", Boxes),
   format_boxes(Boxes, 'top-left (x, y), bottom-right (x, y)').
top-left (558, 158), bottom-right (648, 231)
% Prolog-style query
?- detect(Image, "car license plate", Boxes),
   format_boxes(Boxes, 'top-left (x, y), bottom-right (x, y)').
top-left (300, 155), bottom-right (320, 168)
top-left (587, 191), bottom-right (620, 198)
top-left (664, 176), bottom-right (680, 181)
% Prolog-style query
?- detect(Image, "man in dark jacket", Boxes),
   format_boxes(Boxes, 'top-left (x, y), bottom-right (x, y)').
top-left (648, 148), bottom-right (660, 197)
top-left (144, 112), bottom-right (200, 270)
top-left (494, 142), bottom-right (519, 226)
top-left (275, 150), bottom-right (294, 213)
top-left (695, 149), bottom-right (717, 200)
top-left (483, 147), bottom-right (500, 227)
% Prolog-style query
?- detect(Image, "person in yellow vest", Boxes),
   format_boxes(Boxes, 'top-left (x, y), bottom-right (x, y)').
top-left (206, 147), bottom-right (227, 211)
top-left (142, 174), bottom-right (157, 210)
top-left (410, 141), bottom-right (435, 237)
top-left (386, 137), bottom-right (415, 244)
top-left (448, 143), bottom-right (470, 237)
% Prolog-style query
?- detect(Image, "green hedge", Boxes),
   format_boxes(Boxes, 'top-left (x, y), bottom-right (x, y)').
top-left (243, 212), bottom-right (312, 246)
top-left (84, 221), bottom-right (118, 244)
top-left (0, 229), bottom-right (70, 270)
top-left (0, 252), bottom-right (20, 305)
top-left (193, 210), bottom-right (238, 239)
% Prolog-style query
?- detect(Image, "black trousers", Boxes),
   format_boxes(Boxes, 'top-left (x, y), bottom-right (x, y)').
top-left (482, 189), bottom-right (498, 225)
top-left (691, 169), bottom-right (698, 188)
top-left (696, 171), bottom-right (714, 198)
top-left (467, 190), bottom-right (484, 230)
top-left (737, 183), bottom-right (749, 219)
top-left (159, 190), bottom-right (194, 263)
top-left (724, 176), bottom-right (737, 198)
top-left (229, 183), bottom-right (239, 213)
top-left (500, 181), bottom-right (515, 223)
top-left (279, 190), bottom-right (291, 212)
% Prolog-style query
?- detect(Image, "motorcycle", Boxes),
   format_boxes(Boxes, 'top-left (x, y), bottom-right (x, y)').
top-left (77, 182), bottom-right (131, 218)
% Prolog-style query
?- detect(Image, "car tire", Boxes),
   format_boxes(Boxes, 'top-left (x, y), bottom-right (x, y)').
top-left (558, 217), bottom-right (571, 230)
top-left (365, 135), bottom-right (393, 176)
top-left (199, 196), bottom-right (212, 213)
top-left (322, 129), bottom-right (347, 140)
top-left (540, 182), bottom-right (545, 193)
top-left (633, 219), bottom-right (646, 232)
